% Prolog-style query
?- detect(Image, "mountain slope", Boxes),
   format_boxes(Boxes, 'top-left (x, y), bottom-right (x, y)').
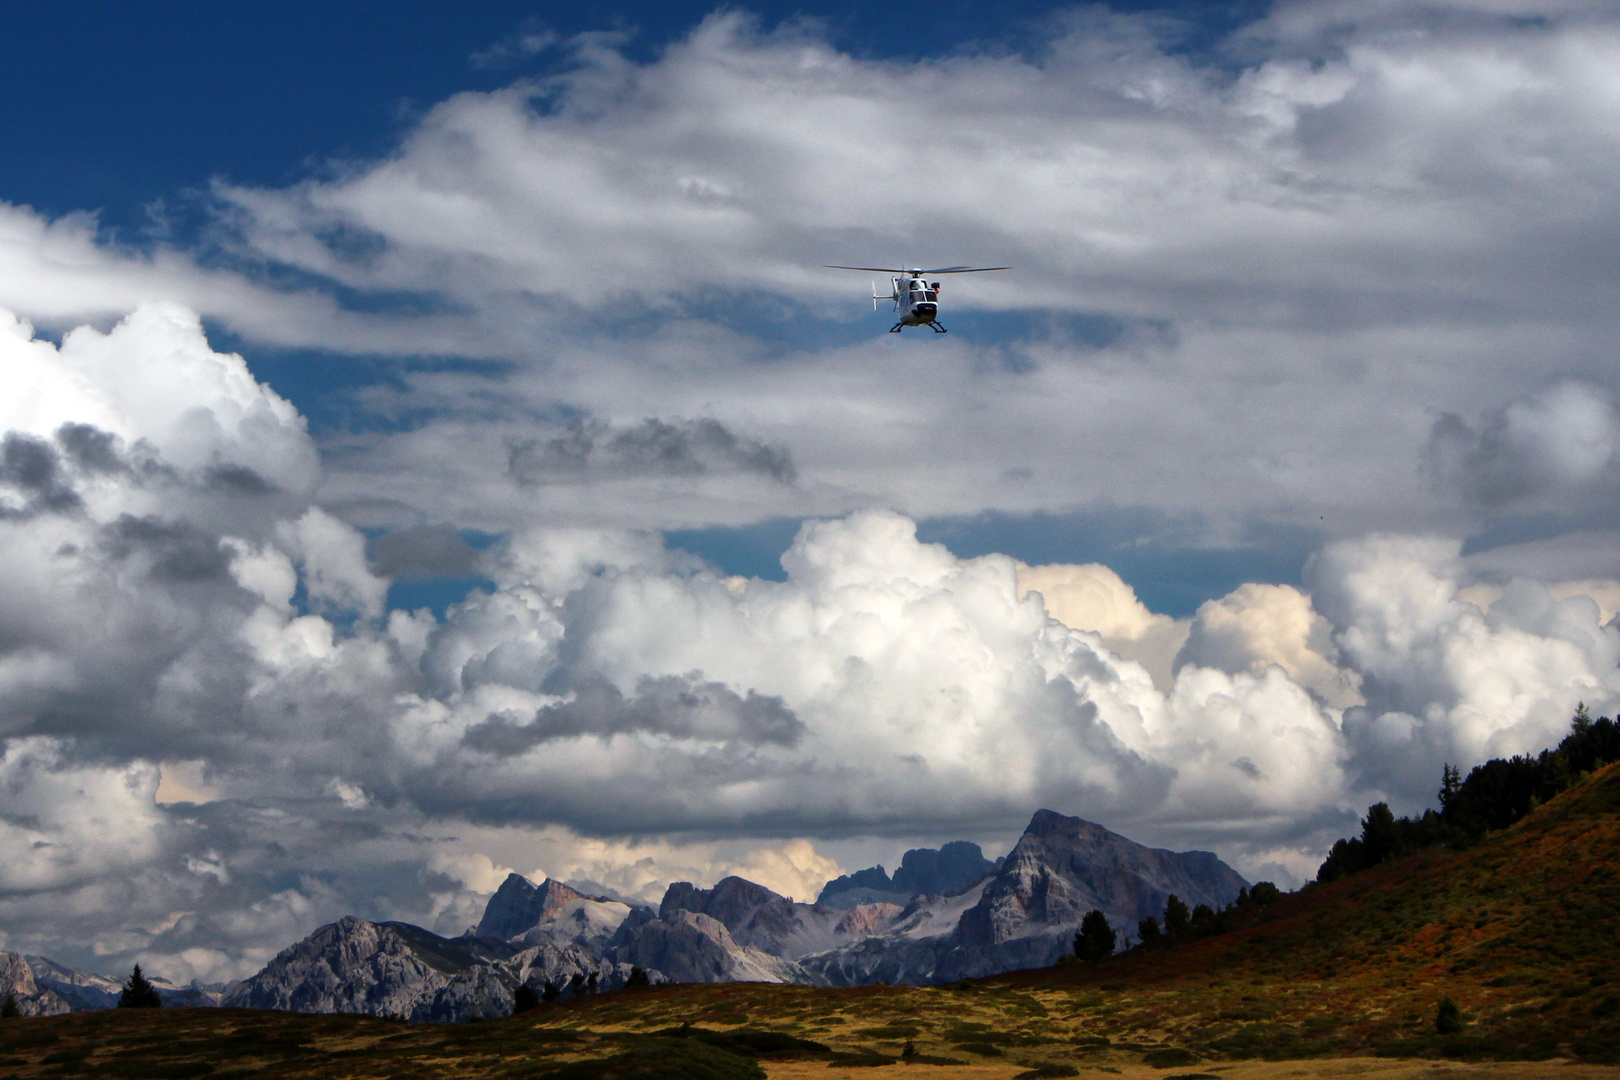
top-left (1003, 759), bottom-right (1620, 1061)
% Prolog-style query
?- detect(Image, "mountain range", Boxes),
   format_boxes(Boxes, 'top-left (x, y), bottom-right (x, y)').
top-left (0, 809), bottom-right (1245, 1021)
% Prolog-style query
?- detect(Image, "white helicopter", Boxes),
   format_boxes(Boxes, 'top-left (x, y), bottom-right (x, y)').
top-left (827, 264), bottom-right (1010, 333)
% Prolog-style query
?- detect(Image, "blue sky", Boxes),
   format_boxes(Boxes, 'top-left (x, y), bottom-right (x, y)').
top-left (3, 1), bottom-right (1253, 222)
top-left (3, 0), bottom-right (1619, 982)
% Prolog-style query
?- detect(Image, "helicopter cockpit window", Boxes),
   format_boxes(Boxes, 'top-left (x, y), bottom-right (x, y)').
top-left (923, 290), bottom-right (937, 301)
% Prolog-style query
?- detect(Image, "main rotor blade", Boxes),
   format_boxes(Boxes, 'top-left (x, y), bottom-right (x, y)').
top-left (826, 265), bottom-right (905, 273)
top-left (921, 266), bottom-right (1011, 274)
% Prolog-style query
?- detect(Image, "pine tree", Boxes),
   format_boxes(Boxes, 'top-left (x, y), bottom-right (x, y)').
top-left (118, 964), bottom-right (162, 1009)
top-left (1163, 894), bottom-right (1190, 936)
top-left (1074, 909), bottom-right (1116, 962)
top-left (1136, 915), bottom-right (1162, 946)
top-left (1439, 763), bottom-right (1462, 811)
top-left (1, 992), bottom-right (19, 1018)
top-left (541, 980), bottom-right (559, 1003)
top-left (1436, 996), bottom-right (1463, 1034)
top-left (512, 984), bottom-right (539, 1015)
top-left (625, 966), bottom-right (650, 988)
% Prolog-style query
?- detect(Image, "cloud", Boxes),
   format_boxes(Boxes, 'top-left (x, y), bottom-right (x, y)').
top-left (510, 416), bottom-right (796, 485)
top-left (1309, 534), bottom-right (1620, 797)
top-left (276, 508), bottom-right (389, 619)
top-left (0, 432), bottom-right (82, 518)
top-left (1426, 381), bottom-right (1619, 508)
top-left (462, 675), bottom-right (805, 754)
top-left (1016, 562), bottom-right (1189, 690)
top-left (367, 524), bottom-right (482, 578)
top-left (0, 738), bottom-right (168, 893)
top-left (1176, 582), bottom-right (1361, 708)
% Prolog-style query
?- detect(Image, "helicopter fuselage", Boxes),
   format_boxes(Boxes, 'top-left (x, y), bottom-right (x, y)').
top-left (892, 275), bottom-right (940, 327)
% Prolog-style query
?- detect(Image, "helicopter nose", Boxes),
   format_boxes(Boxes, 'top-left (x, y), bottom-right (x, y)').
top-left (915, 303), bottom-right (937, 319)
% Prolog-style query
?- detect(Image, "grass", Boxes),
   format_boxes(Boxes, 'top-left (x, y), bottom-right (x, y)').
top-left (3, 763), bottom-right (1620, 1078)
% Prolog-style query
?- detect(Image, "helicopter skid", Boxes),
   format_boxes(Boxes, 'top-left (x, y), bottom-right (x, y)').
top-left (889, 321), bottom-right (949, 333)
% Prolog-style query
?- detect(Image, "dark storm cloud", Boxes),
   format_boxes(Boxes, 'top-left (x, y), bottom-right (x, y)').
top-left (203, 463), bottom-right (278, 496)
top-left (0, 433), bottom-right (81, 517)
top-left (509, 417), bottom-right (796, 486)
top-left (367, 523), bottom-right (482, 578)
top-left (1425, 381), bottom-right (1619, 509)
top-left (53, 423), bottom-right (126, 475)
top-left (99, 514), bottom-right (233, 583)
top-left (462, 674), bottom-right (805, 754)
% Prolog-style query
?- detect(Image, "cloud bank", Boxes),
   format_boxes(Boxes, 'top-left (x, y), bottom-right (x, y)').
top-left (2, 301), bottom-right (1616, 983)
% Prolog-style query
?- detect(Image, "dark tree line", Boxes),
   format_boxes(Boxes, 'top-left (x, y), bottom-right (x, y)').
top-left (1065, 882), bottom-right (1283, 965)
top-left (511, 968), bottom-right (629, 1016)
top-left (1316, 706), bottom-right (1620, 884)
top-left (1130, 883), bottom-right (1282, 953)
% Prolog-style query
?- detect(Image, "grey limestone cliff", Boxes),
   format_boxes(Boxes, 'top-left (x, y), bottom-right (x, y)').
top-left (477, 875), bottom-right (596, 940)
top-left (222, 916), bottom-right (538, 1021)
top-left (817, 841), bottom-right (998, 910)
top-left (804, 809), bottom-right (1248, 985)
top-left (957, 809), bottom-right (1247, 950)
top-left (0, 952), bottom-right (71, 1017)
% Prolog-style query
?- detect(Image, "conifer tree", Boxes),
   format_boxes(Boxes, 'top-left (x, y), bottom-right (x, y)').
top-left (1074, 909), bottom-right (1116, 962)
top-left (1, 992), bottom-right (18, 1018)
top-left (118, 964), bottom-right (162, 1009)
top-left (1136, 915), bottom-right (1162, 946)
top-left (512, 984), bottom-right (539, 1014)
top-left (1163, 894), bottom-right (1190, 936)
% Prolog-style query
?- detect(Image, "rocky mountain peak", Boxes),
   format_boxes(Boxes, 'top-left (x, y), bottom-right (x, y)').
top-left (893, 840), bottom-right (997, 896)
top-left (660, 876), bottom-right (787, 926)
top-left (958, 809), bottom-right (1247, 947)
top-left (476, 873), bottom-right (590, 941)
top-left (818, 840), bottom-right (999, 909)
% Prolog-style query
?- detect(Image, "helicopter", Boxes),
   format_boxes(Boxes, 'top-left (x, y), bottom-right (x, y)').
top-left (827, 264), bottom-right (1009, 333)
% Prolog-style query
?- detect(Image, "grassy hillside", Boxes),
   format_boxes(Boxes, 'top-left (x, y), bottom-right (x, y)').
top-left (1012, 757), bottom-right (1620, 1062)
top-left (2, 762), bottom-right (1617, 1078)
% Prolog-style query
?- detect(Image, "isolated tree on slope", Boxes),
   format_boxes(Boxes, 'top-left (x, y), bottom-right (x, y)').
top-left (118, 964), bottom-right (162, 1009)
top-left (1075, 910), bottom-right (1116, 962)
top-left (1163, 894), bottom-right (1190, 937)
top-left (1, 992), bottom-right (18, 1018)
